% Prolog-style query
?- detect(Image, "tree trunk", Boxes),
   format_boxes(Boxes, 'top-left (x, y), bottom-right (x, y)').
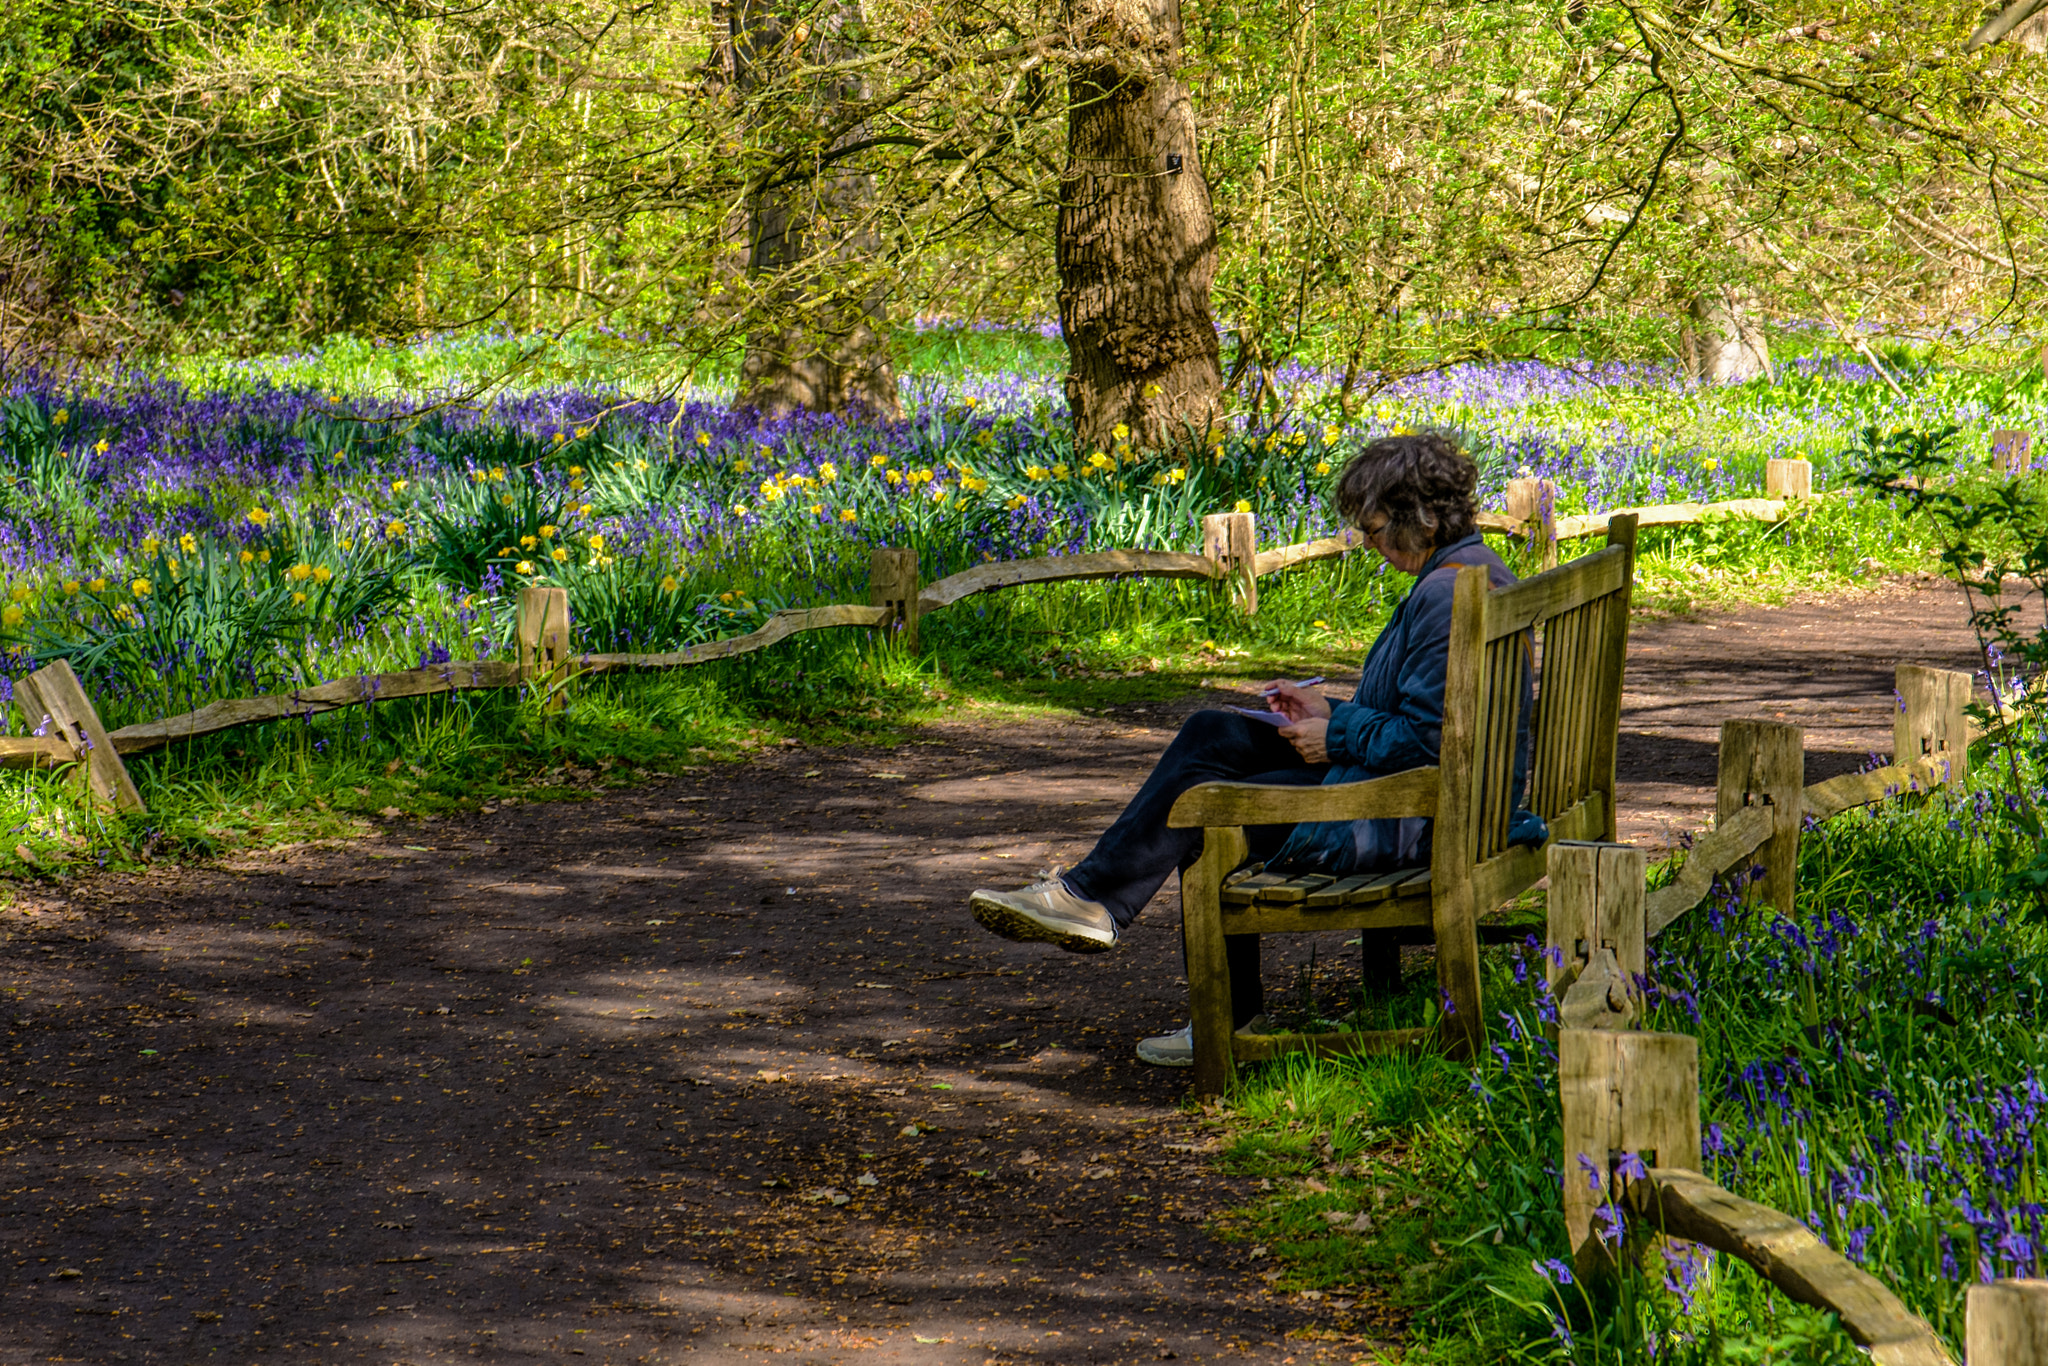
top-left (1057, 0), bottom-right (1224, 454)
top-left (733, 0), bottom-right (900, 420)
top-left (1683, 288), bottom-right (1772, 385)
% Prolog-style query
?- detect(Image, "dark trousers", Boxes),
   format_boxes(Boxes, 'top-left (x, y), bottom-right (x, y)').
top-left (1065, 710), bottom-right (1325, 1026)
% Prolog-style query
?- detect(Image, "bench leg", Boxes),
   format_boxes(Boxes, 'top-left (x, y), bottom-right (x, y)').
top-left (1183, 826), bottom-right (1247, 1098)
top-left (1433, 879), bottom-right (1486, 1060)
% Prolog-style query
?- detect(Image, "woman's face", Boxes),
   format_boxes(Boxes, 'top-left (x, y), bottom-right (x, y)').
top-left (1361, 514), bottom-right (1431, 576)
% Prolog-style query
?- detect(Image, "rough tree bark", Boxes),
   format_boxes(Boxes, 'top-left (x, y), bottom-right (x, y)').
top-left (733, 0), bottom-right (900, 419)
top-left (1682, 287), bottom-right (1772, 385)
top-left (1057, 0), bottom-right (1225, 454)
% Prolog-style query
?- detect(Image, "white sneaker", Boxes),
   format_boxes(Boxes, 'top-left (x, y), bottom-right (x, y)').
top-left (1136, 1015), bottom-right (1274, 1067)
top-left (1136, 1025), bottom-right (1194, 1067)
top-left (968, 871), bottom-right (1118, 954)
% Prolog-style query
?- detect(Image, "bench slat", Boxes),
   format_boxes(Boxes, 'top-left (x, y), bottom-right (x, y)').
top-left (1222, 894), bottom-right (1434, 935)
top-left (1221, 872), bottom-right (1292, 906)
top-left (1304, 874), bottom-right (1379, 907)
top-left (1252, 874), bottom-right (1336, 904)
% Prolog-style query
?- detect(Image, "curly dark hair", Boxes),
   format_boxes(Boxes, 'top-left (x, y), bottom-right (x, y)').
top-left (1332, 431), bottom-right (1479, 556)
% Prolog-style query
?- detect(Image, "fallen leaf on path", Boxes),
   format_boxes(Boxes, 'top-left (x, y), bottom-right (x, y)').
top-left (856, 1173), bottom-right (879, 1187)
top-left (899, 1124), bottom-right (919, 1137)
top-left (1082, 1165), bottom-right (1115, 1180)
top-left (1348, 1213), bottom-right (1376, 1233)
top-left (1302, 1176), bottom-right (1329, 1193)
top-left (1016, 1149), bottom-right (1039, 1166)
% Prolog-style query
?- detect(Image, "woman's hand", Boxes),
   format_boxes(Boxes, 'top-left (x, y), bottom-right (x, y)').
top-left (1279, 717), bottom-right (1330, 764)
top-left (1263, 680), bottom-right (1333, 723)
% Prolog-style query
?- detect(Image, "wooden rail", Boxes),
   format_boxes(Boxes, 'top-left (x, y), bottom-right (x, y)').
top-left (0, 454), bottom-right (1904, 811)
top-left (1627, 1167), bottom-right (1955, 1366)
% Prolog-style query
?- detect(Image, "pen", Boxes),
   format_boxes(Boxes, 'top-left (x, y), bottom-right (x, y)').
top-left (1261, 676), bottom-right (1325, 696)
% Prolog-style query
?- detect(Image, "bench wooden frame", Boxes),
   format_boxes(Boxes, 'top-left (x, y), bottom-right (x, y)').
top-left (1167, 516), bottom-right (1639, 1094)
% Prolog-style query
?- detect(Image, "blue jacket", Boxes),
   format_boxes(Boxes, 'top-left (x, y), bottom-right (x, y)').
top-left (1271, 533), bottom-right (1546, 875)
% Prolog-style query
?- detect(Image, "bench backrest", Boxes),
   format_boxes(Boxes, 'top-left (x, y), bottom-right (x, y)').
top-left (1436, 518), bottom-right (1636, 890)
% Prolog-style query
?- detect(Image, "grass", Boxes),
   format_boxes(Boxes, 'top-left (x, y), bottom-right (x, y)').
top-left (1207, 740), bottom-right (2048, 1364)
top-left (0, 323), bottom-right (1996, 877)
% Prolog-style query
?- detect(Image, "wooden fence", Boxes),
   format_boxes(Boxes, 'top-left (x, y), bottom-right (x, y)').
top-left (1549, 661), bottom-right (2009, 1366)
top-left (0, 448), bottom-right (1936, 815)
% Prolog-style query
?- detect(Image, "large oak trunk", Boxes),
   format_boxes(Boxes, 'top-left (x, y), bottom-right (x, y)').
top-left (1057, 0), bottom-right (1224, 454)
top-left (734, 0), bottom-right (900, 419)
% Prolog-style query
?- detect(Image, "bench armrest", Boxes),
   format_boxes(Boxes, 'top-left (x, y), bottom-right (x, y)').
top-left (1166, 766), bottom-right (1439, 828)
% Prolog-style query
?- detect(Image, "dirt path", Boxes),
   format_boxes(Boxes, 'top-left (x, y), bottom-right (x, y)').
top-left (0, 579), bottom-right (1992, 1365)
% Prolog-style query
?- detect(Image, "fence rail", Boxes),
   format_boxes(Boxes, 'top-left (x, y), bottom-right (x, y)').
top-left (0, 449), bottom-right (1934, 814)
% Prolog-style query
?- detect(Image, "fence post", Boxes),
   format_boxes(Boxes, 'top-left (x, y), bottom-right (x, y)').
top-left (868, 547), bottom-right (921, 651)
top-left (1993, 429), bottom-right (2033, 478)
top-left (1546, 842), bottom-right (1646, 1030)
top-left (1765, 458), bottom-right (1813, 499)
top-left (14, 659), bottom-right (145, 814)
top-left (1505, 476), bottom-right (1558, 570)
top-left (1970, 1280), bottom-right (2048, 1365)
top-left (516, 584), bottom-right (572, 710)
top-left (1716, 719), bottom-right (1803, 918)
top-left (1559, 1029), bottom-right (1701, 1279)
top-left (1896, 664), bottom-right (1974, 787)
top-left (1200, 511), bottom-right (1258, 616)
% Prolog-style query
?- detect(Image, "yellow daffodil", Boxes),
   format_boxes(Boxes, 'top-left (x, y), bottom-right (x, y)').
top-left (551, 546), bottom-right (569, 563)
top-left (1051, 462), bottom-right (1070, 480)
top-left (520, 535), bottom-right (538, 551)
top-left (870, 454), bottom-right (890, 469)
top-left (88, 577), bottom-right (106, 593)
top-left (586, 534), bottom-right (604, 552)
top-left (696, 431), bottom-right (712, 448)
top-left (719, 591), bottom-right (735, 603)
top-left (1005, 494), bottom-right (1027, 510)
top-left (839, 508), bottom-right (858, 523)
top-left (239, 549), bottom-right (255, 564)
top-left (1169, 467), bottom-right (1187, 484)
top-left (142, 536), bottom-right (161, 555)
top-left (885, 469), bottom-right (903, 485)
top-left (1315, 460), bottom-right (1332, 476)
top-left (131, 578), bottom-right (152, 597)
top-left (291, 591), bottom-right (307, 606)
top-left (1112, 422), bottom-right (1130, 442)
top-left (489, 466), bottom-right (506, 482)
top-left (94, 439), bottom-right (109, 455)
top-left (62, 580), bottom-right (79, 595)
top-left (1323, 426), bottom-right (1341, 443)
top-left (1087, 452), bottom-right (1113, 470)
top-left (288, 563), bottom-right (312, 582)
top-left (51, 408), bottom-right (67, 425)
top-left (961, 475), bottom-right (989, 493)
top-left (516, 560), bottom-right (535, 574)
top-left (1313, 619), bottom-right (1330, 629)
top-left (1235, 499), bottom-right (1253, 513)
top-left (574, 426), bottom-right (590, 439)
top-left (1024, 465), bottom-right (1048, 481)
top-left (660, 574), bottom-right (679, 593)
top-left (539, 525), bottom-right (556, 539)
top-left (809, 503), bottom-right (825, 515)
top-left (2, 605), bottom-right (23, 629)
top-left (391, 479), bottom-right (408, 494)
top-left (8, 583), bottom-right (27, 603)
top-left (819, 461), bottom-right (838, 484)
top-left (385, 520), bottom-right (406, 540)
top-left (311, 565), bottom-right (332, 584)
top-left (1701, 457), bottom-right (1720, 471)
top-left (258, 549), bottom-right (270, 564)
top-left (552, 433), bottom-right (567, 446)
top-left (179, 533), bottom-right (197, 555)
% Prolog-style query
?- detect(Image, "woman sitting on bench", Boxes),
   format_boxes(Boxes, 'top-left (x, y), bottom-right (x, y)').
top-left (966, 430), bottom-right (1542, 1067)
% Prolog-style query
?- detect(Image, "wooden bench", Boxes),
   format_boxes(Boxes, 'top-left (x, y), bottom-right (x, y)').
top-left (1167, 515), bottom-right (1639, 1094)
